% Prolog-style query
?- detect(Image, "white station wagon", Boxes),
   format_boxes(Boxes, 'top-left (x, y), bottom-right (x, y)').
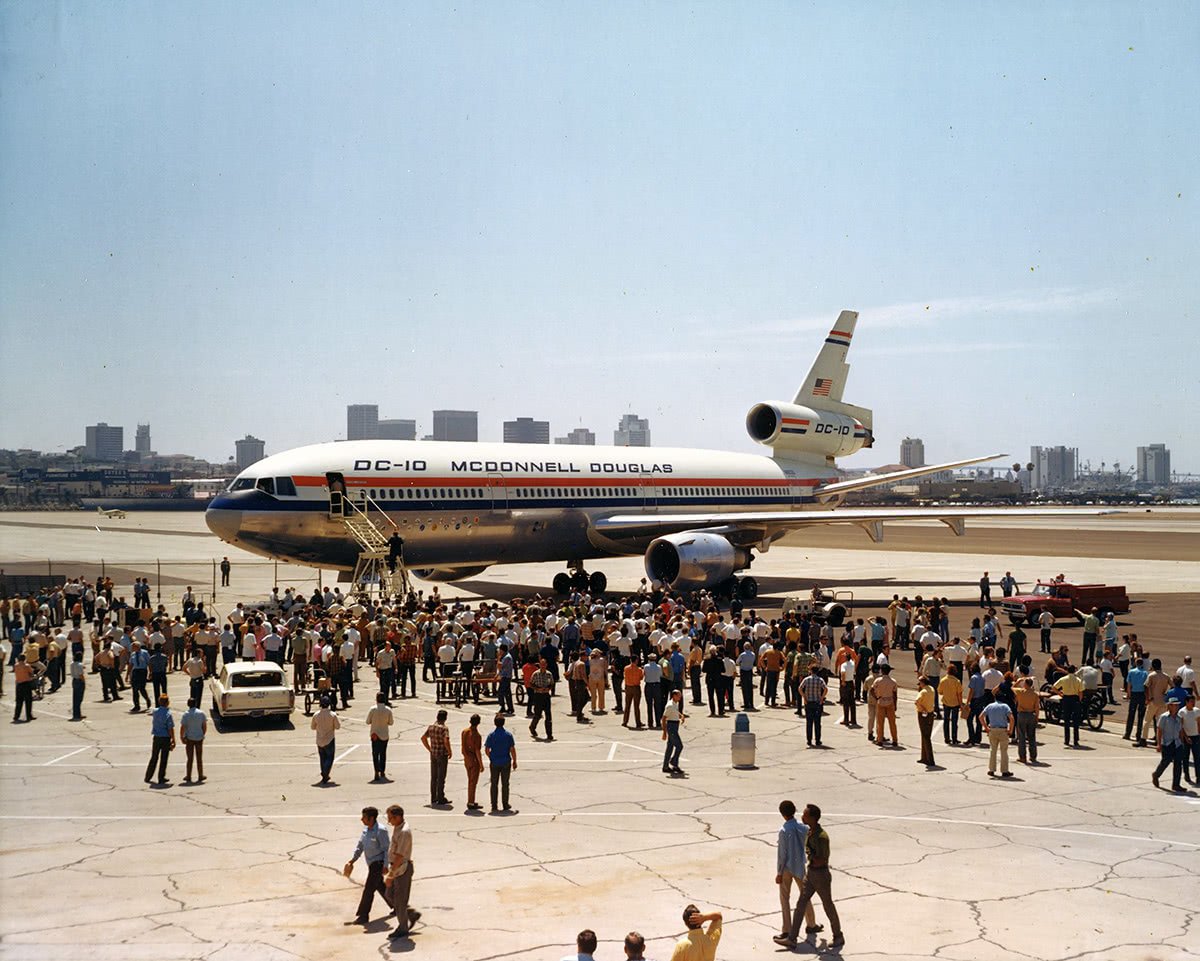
top-left (210, 661), bottom-right (295, 719)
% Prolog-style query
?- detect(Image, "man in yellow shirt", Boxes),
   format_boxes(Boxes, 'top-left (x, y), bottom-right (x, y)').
top-left (915, 676), bottom-right (936, 766)
top-left (1053, 667), bottom-right (1085, 747)
top-left (938, 668), bottom-right (963, 745)
top-left (671, 904), bottom-right (722, 961)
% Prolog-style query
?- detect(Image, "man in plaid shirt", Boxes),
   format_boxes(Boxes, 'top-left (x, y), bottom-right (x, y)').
top-left (529, 657), bottom-right (555, 741)
top-left (420, 709), bottom-right (452, 806)
top-left (800, 663), bottom-right (828, 748)
top-left (793, 647), bottom-right (816, 718)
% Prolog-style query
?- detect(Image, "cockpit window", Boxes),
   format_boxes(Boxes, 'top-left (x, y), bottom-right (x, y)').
top-left (274, 477), bottom-right (297, 497)
top-left (255, 477), bottom-right (276, 495)
top-left (230, 477), bottom-right (255, 492)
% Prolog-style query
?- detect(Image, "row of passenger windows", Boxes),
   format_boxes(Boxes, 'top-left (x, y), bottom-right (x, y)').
top-left (231, 477), bottom-right (788, 500)
top-left (364, 486), bottom-right (788, 500)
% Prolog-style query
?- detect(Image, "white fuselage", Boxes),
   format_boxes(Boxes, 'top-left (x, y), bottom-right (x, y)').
top-left (205, 440), bottom-right (835, 573)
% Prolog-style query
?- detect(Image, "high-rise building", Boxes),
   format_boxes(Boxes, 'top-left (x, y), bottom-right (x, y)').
top-left (614, 414), bottom-right (650, 447)
top-left (85, 423), bottom-right (124, 461)
top-left (432, 410), bottom-right (478, 442)
top-left (1137, 444), bottom-right (1171, 485)
top-left (235, 435), bottom-right (266, 470)
top-left (1030, 445), bottom-right (1077, 491)
top-left (555, 427), bottom-right (596, 446)
top-left (378, 418), bottom-right (417, 441)
top-left (135, 423), bottom-right (152, 455)
top-left (503, 417), bottom-right (550, 444)
top-left (347, 404), bottom-right (379, 441)
top-left (900, 436), bottom-right (925, 468)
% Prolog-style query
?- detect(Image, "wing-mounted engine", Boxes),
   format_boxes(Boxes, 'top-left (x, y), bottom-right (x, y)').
top-left (645, 532), bottom-right (752, 591)
top-left (746, 401), bottom-right (872, 459)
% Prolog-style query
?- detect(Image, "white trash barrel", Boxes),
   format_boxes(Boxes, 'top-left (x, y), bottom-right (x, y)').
top-left (732, 713), bottom-right (756, 768)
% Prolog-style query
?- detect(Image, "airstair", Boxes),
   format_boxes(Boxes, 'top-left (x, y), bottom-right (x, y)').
top-left (329, 490), bottom-right (411, 600)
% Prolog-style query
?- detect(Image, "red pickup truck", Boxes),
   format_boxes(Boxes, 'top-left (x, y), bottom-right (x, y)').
top-left (1001, 580), bottom-right (1130, 627)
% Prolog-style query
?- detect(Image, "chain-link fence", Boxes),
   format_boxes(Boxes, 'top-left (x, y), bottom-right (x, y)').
top-left (1, 558), bottom-right (329, 610)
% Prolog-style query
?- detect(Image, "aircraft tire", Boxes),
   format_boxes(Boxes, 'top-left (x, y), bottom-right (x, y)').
top-left (737, 576), bottom-right (758, 599)
top-left (571, 570), bottom-right (590, 590)
top-left (588, 571), bottom-right (607, 595)
top-left (553, 572), bottom-right (572, 595)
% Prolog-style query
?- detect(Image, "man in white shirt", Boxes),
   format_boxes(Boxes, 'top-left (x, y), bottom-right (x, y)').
top-left (1177, 657), bottom-right (1196, 697)
top-left (458, 638), bottom-right (476, 682)
top-left (982, 664), bottom-right (1004, 694)
top-left (345, 625), bottom-right (361, 681)
top-left (437, 638), bottom-right (458, 677)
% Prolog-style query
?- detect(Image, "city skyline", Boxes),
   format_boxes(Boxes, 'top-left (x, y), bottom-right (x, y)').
top-left (1, 5), bottom-right (1196, 471)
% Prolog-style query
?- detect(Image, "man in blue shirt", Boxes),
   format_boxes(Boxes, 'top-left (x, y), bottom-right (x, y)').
top-left (484, 713), bottom-right (518, 813)
top-left (128, 640), bottom-right (152, 712)
top-left (737, 642), bottom-right (757, 710)
top-left (776, 799), bottom-right (820, 939)
top-left (180, 697), bottom-right (208, 783)
top-left (669, 646), bottom-right (686, 695)
top-left (344, 806), bottom-right (390, 924)
top-left (149, 645), bottom-right (169, 703)
top-left (144, 695), bottom-right (175, 786)
top-left (1124, 658), bottom-right (1149, 743)
top-left (497, 644), bottom-right (515, 716)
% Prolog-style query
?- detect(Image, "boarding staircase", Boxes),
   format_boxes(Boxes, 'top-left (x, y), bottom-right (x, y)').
top-left (330, 491), bottom-right (411, 600)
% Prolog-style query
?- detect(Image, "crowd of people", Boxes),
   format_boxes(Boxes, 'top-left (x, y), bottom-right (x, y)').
top-left (3, 569), bottom-right (1198, 952)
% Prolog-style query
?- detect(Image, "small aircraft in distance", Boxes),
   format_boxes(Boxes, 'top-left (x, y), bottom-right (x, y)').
top-left (96, 506), bottom-right (127, 519)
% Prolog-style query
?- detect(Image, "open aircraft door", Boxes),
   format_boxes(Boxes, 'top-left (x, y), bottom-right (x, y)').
top-left (326, 471), bottom-right (346, 517)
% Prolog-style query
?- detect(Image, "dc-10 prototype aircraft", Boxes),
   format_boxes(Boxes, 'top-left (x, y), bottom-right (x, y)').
top-left (206, 311), bottom-right (1090, 597)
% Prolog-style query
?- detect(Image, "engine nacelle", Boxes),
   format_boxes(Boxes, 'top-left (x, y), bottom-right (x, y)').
top-left (410, 566), bottom-right (489, 582)
top-left (645, 532), bottom-right (752, 591)
top-left (746, 401), bottom-right (872, 457)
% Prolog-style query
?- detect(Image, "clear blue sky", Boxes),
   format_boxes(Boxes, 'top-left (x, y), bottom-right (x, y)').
top-left (2, 2), bottom-right (1196, 473)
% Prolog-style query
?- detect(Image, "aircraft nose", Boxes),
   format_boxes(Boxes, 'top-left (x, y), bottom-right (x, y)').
top-left (205, 505), bottom-right (243, 543)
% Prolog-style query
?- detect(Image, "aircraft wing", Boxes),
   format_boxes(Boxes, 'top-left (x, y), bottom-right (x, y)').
top-left (592, 506), bottom-right (1119, 545)
top-left (812, 453), bottom-right (1007, 500)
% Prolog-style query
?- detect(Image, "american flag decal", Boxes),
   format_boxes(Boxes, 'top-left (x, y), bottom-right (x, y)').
top-left (812, 378), bottom-right (832, 397)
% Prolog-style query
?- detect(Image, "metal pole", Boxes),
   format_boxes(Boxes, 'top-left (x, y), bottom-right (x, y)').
top-left (156, 559), bottom-right (161, 603)
top-left (212, 559), bottom-right (217, 604)
top-left (274, 560), bottom-right (278, 591)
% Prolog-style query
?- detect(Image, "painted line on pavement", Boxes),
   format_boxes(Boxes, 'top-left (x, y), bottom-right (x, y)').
top-left (43, 746), bottom-right (91, 766)
top-left (332, 743), bottom-right (359, 764)
top-left (0, 810), bottom-right (1193, 849)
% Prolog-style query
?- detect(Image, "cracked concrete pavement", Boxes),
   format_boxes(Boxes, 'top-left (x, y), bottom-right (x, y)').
top-left (1, 672), bottom-right (1196, 961)
top-left (1, 510), bottom-right (1197, 959)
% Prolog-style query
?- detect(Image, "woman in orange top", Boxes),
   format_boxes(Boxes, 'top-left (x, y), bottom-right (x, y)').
top-left (623, 656), bottom-right (645, 729)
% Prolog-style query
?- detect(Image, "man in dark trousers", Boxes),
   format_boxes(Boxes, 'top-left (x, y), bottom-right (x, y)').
top-left (387, 532), bottom-right (405, 573)
top-left (343, 806), bottom-right (389, 925)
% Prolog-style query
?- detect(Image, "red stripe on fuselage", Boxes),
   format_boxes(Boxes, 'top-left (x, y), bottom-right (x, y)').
top-left (292, 475), bottom-right (824, 489)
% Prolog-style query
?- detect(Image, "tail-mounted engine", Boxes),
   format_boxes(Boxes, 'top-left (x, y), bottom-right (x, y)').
top-left (746, 401), bottom-right (872, 459)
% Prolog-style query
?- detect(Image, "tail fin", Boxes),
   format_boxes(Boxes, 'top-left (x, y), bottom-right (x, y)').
top-left (796, 309), bottom-right (872, 441)
top-left (794, 310), bottom-right (858, 405)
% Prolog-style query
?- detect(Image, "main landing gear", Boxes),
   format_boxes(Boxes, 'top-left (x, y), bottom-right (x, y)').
top-left (718, 575), bottom-right (758, 600)
top-left (553, 567), bottom-right (607, 595)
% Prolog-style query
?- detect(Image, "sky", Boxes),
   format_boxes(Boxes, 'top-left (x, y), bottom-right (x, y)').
top-left (1, 2), bottom-right (1196, 474)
